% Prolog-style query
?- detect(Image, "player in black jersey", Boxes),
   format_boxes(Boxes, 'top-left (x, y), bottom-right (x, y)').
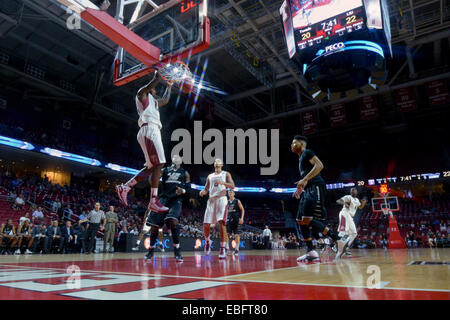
top-left (0, 218), bottom-right (18, 255)
top-left (144, 155), bottom-right (190, 262)
top-left (291, 135), bottom-right (348, 262)
top-left (15, 220), bottom-right (33, 255)
top-left (225, 190), bottom-right (245, 255)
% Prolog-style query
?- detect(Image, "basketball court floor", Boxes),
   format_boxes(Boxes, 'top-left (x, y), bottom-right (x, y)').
top-left (0, 249), bottom-right (448, 300)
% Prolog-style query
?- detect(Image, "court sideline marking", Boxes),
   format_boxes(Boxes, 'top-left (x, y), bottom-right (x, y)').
top-left (1, 263), bottom-right (449, 293)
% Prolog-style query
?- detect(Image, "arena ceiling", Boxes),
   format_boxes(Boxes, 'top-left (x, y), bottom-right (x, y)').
top-left (0, 0), bottom-right (449, 127)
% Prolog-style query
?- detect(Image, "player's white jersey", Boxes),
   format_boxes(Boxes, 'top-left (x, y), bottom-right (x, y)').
top-left (208, 171), bottom-right (227, 198)
top-left (340, 195), bottom-right (361, 217)
top-left (136, 89), bottom-right (162, 129)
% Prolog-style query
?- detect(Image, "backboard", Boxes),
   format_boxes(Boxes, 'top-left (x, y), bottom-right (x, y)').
top-left (371, 196), bottom-right (400, 213)
top-left (113, 0), bottom-right (210, 86)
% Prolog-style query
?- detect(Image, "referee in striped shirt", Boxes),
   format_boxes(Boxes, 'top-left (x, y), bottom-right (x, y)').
top-left (80, 202), bottom-right (106, 254)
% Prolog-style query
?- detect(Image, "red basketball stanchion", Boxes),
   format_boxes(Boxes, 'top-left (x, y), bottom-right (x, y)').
top-left (385, 209), bottom-right (406, 249)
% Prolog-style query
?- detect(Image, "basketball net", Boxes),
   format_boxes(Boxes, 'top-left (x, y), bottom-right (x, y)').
top-left (382, 207), bottom-right (393, 219)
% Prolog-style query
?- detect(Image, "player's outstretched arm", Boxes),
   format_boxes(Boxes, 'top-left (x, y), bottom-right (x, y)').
top-left (358, 199), bottom-right (367, 209)
top-left (336, 197), bottom-right (344, 205)
top-left (138, 72), bottom-right (161, 101)
top-left (156, 81), bottom-right (173, 108)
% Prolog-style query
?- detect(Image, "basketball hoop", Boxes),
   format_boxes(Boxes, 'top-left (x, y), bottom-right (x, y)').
top-left (157, 61), bottom-right (192, 83)
top-left (382, 206), bottom-right (393, 219)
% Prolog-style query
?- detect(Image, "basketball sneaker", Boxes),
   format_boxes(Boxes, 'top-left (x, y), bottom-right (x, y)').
top-left (25, 249), bottom-right (32, 255)
top-left (132, 244), bottom-right (140, 251)
top-left (14, 249), bottom-right (20, 255)
top-left (344, 251), bottom-right (352, 256)
top-left (174, 248), bottom-right (183, 262)
top-left (116, 184), bottom-right (130, 206)
top-left (297, 250), bottom-right (320, 262)
top-left (218, 247), bottom-right (226, 259)
top-left (204, 240), bottom-right (211, 255)
top-left (148, 197), bottom-right (169, 213)
top-left (144, 248), bottom-right (154, 260)
top-left (336, 236), bottom-right (350, 260)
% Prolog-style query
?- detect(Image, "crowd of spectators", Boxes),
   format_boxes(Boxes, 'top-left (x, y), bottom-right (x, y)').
top-left (0, 169), bottom-right (266, 254)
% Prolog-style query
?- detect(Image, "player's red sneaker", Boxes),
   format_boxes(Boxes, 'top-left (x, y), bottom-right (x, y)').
top-left (148, 197), bottom-right (169, 213)
top-left (116, 184), bottom-right (130, 206)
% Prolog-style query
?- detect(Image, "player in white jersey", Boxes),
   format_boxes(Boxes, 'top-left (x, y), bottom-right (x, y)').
top-left (336, 188), bottom-right (367, 258)
top-left (199, 158), bottom-right (235, 259)
top-left (116, 72), bottom-right (173, 213)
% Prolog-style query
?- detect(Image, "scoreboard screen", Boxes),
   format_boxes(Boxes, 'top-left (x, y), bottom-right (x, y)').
top-left (290, 0), bottom-right (365, 50)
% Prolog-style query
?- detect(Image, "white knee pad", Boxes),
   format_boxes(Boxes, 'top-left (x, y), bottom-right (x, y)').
top-left (143, 224), bottom-right (151, 233)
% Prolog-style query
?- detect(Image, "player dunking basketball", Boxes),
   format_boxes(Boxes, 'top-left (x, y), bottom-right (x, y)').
top-left (199, 159), bottom-right (235, 259)
top-left (116, 72), bottom-right (173, 213)
top-left (291, 135), bottom-right (348, 262)
top-left (336, 187), bottom-right (367, 257)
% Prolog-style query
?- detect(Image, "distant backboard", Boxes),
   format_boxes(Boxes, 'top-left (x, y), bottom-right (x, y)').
top-left (113, 0), bottom-right (210, 86)
top-left (371, 196), bottom-right (400, 213)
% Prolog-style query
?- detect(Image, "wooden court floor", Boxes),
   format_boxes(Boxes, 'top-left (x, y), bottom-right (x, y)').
top-left (0, 248), bottom-right (448, 300)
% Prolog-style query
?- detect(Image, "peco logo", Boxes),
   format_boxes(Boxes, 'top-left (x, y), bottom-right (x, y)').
top-left (325, 42), bottom-right (345, 53)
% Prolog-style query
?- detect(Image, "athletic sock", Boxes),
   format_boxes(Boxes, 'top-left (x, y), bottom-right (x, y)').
top-left (305, 240), bottom-right (314, 252)
top-left (125, 168), bottom-right (151, 187)
top-left (171, 224), bottom-right (180, 246)
top-left (310, 219), bottom-right (340, 241)
top-left (150, 228), bottom-right (159, 247)
top-left (221, 242), bottom-right (226, 248)
top-left (136, 239), bottom-right (141, 246)
top-left (151, 188), bottom-right (158, 198)
top-left (299, 224), bottom-right (314, 252)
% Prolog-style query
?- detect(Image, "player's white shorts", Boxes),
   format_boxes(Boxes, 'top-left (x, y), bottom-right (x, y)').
top-left (338, 209), bottom-right (357, 236)
top-left (137, 123), bottom-right (166, 168)
top-left (204, 196), bottom-right (228, 224)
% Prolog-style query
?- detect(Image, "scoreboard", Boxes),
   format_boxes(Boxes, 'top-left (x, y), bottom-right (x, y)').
top-left (280, 0), bottom-right (392, 100)
top-left (291, 0), bottom-right (365, 52)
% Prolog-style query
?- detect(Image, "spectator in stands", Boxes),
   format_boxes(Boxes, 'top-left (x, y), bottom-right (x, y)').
top-left (79, 210), bottom-right (88, 228)
top-left (72, 222), bottom-right (86, 253)
top-left (15, 220), bottom-right (33, 255)
top-left (19, 212), bottom-right (31, 226)
top-left (60, 220), bottom-right (74, 254)
top-left (65, 205), bottom-right (74, 221)
top-left (0, 218), bottom-right (18, 254)
top-left (130, 227), bottom-right (139, 236)
top-left (31, 223), bottom-right (48, 254)
top-left (406, 231), bottom-right (418, 248)
top-left (440, 221), bottom-right (447, 233)
top-left (32, 207), bottom-right (44, 221)
top-left (46, 220), bottom-right (62, 253)
top-left (12, 193), bottom-right (25, 210)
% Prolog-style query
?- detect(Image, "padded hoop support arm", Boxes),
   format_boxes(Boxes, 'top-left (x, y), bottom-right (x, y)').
top-left (81, 8), bottom-right (161, 66)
